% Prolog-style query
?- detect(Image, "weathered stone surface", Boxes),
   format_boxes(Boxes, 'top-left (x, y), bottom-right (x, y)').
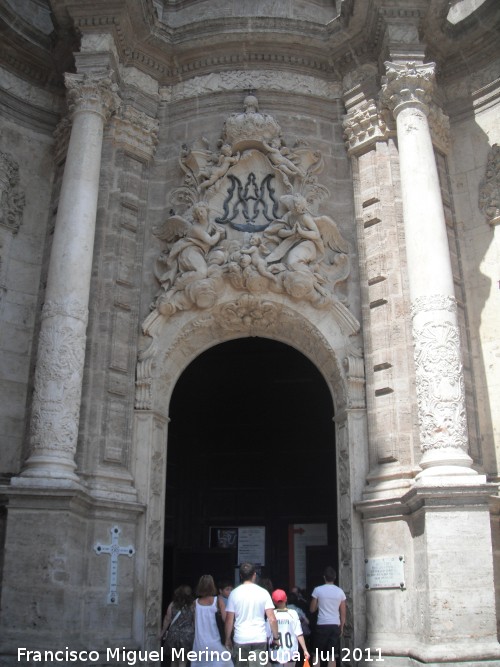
top-left (0, 1), bottom-right (499, 665)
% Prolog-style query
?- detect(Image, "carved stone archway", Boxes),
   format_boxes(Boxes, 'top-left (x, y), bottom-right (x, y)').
top-left (134, 293), bottom-right (367, 651)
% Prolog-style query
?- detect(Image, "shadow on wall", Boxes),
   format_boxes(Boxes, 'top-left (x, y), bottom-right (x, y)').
top-left (446, 88), bottom-right (499, 638)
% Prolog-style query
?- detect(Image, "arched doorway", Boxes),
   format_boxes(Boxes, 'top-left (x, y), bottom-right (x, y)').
top-left (162, 336), bottom-right (338, 604)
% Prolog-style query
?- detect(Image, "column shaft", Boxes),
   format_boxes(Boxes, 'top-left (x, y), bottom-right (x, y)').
top-left (396, 106), bottom-right (455, 299)
top-left (383, 62), bottom-right (478, 479)
top-left (15, 71), bottom-right (120, 485)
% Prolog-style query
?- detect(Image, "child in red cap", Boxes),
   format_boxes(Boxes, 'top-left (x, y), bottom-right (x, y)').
top-left (269, 589), bottom-right (310, 667)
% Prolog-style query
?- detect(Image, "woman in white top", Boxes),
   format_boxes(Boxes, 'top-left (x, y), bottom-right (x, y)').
top-left (191, 574), bottom-right (234, 667)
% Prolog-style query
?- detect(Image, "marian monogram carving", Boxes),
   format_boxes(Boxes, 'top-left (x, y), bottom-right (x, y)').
top-left (144, 95), bottom-right (355, 332)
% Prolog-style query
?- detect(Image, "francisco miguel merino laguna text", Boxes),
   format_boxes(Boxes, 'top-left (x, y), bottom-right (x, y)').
top-left (18, 646), bottom-right (385, 664)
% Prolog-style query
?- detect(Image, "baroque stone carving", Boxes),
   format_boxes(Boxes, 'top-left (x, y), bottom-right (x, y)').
top-left (0, 151), bottom-right (25, 233)
top-left (165, 70), bottom-right (340, 104)
top-left (381, 62), bottom-right (436, 115)
top-left (64, 70), bottom-right (121, 121)
top-left (478, 143), bottom-right (500, 226)
top-left (343, 100), bottom-right (393, 154)
top-left (29, 318), bottom-right (87, 456)
top-left (144, 95), bottom-right (357, 333)
top-left (411, 294), bottom-right (456, 317)
top-left (217, 295), bottom-right (279, 332)
top-left (413, 319), bottom-right (468, 452)
top-left (427, 103), bottom-right (450, 155)
top-left (111, 105), bottom-right (159, 161)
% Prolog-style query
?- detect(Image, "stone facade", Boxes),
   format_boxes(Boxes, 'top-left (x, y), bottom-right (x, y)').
top-left (0, 1), bottom-right (499, 666)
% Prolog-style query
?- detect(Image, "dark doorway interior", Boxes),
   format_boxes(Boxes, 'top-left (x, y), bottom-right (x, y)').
top-left (162, 337), bottom-right (337, 606)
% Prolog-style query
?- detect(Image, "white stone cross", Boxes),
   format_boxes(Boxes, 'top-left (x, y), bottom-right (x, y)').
top-left (94, 525), bottom-right (135, 605)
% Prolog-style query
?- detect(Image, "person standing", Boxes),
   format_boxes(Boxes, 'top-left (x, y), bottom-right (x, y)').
top-left (160, 585), bottom-right (195, 667)
top-left (269, 589), bottom-right (310, 667)
top-left (191, 574), bottom-right (233, 667)
top-left (217, 579), bottom-right (234, 621)
top-left (224, 562), bottom-right (280, 667)
top-left (309, 567), bottom-right (346, 667)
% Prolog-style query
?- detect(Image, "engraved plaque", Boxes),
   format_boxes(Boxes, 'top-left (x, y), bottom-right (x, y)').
top-left (365, 556), bottom-right (405, 590)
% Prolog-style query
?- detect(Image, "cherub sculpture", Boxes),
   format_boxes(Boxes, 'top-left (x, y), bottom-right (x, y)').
top-left (264, 193), bottom-right (350, 305)
top-left (199, 144), bottom-right (240, 191)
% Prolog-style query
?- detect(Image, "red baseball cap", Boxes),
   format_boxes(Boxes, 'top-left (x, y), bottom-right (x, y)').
top-left (272, 589), bottom-right (287, 603)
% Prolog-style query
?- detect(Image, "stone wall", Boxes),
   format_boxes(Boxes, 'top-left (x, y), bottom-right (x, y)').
top-left (0, 66), bottom-right (61, 478)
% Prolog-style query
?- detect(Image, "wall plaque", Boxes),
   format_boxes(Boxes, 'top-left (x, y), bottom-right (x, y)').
top-left (365, 555), bottom-right (405, 590)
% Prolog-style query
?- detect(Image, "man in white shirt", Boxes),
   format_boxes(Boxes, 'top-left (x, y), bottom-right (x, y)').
top-left (309, 566), bottom-right (346, 667)
top-left (225, 563), bottom-right (280, 667)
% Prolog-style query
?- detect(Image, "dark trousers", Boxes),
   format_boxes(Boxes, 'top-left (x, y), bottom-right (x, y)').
top-left (312, 624), bottom-right (341, 665)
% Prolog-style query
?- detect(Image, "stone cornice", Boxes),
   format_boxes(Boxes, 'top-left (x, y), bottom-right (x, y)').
top-left (0, 1), bottom-right (76, 90)
top-left (3, 0), bottom-right (499, 94)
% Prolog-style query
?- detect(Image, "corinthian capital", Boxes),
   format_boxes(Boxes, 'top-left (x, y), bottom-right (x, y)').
top-left (381, 62), bottom-right (436, 116)
top-left (64, 70), bottom-right (121, 121)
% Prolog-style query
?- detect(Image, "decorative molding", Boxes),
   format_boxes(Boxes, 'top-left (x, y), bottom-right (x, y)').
top-left (478, 143), bottom-right (500, 226)
top-left (110, 105), bottom-right (159, 161)
top-left (29, 318), bottom-right (87, 456)
top-left (216, 294), bottom-right (280, 332)
top-left (136, 297), bottom-right (355, 416)
top-left (42, 298), bottom-right (89, 325)
top-left (64, 70), bottom-right (121, 121)
top-left (427, 102), bottom-right (450, 154)
top-left (413, 319), bottom-right (468, 453)
top-left (381, 62), bottom-right (436, 116)
top-left (411, 294), bottom-right (457, 318)
top-left (0, 152), bottom-right (25, 234)
top-left (163, 70), bottom-right (341, 103)
top-left (343, 100), bottom-right (393, 154)
top-left (343, 348), bottom-right (366, 410)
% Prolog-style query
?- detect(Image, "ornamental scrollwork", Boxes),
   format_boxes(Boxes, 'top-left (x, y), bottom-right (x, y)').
top-left (413, 320), bottom-right (468, 452)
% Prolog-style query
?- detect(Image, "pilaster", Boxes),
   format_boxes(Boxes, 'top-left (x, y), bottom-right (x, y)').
top-left (343, 66), bottom-right (419, 494)
top-left (77, 95), bottom-right (159, 502)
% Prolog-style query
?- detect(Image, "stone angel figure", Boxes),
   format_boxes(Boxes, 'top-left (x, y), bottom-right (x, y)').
top-left (151, 202), bottom-right (226, 317)
top-left (264, 193), bottom-right (350, 304)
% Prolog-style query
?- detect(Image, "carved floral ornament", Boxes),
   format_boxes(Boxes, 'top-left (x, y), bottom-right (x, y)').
top-left (143, 95), bottom-right (359, 337)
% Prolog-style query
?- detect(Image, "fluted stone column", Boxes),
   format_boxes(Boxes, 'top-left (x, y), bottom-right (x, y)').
top-left (15, 70), bottom-right (120, 485)
top-left (382, 62), bottom-right (478, 480)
